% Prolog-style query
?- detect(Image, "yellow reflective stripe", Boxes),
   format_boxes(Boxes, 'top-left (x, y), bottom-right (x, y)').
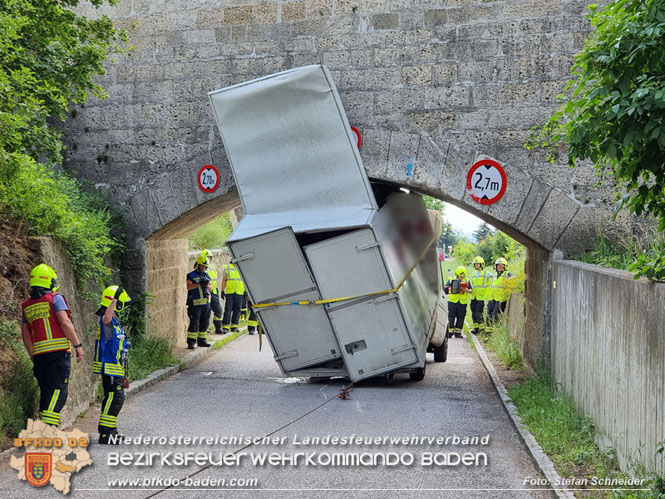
top-left (255, 235), bottom-right (438, 310)
top-left (33, 338), bottom-right (70, 354)
top-left (102, 392), bottom-right (114, 415)
top-left (103, 366), bottom-right (125, 375)
top-left (192, 297), bottom-right (208, 305)
top-left (47, 389), bottom-right (61, 412)
top-left (43, 317), bottom-right (52, 340)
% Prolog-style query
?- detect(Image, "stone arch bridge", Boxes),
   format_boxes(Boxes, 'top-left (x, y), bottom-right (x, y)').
top-left (63, 0), bottom-right (624, 367)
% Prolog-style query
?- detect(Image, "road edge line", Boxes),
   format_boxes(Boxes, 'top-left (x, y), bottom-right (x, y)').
top-left (469, 332), bottom-right (576, 499)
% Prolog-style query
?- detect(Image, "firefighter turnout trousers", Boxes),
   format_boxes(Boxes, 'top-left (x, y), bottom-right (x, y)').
top-left (33, 351), bottom-right (71, 426)
top-left (210, 293), bottom-right (223, 333)
top-left (222, 293), bottom-right (243, 333)
top-left (246, 300), bottom-right (258, 334)
top-left (447, 302), bottom-right (467, 338)
top-left (99, 375), bottom-right (125, 435)
top-left (486, 300), bottom-right (507, 333)
top-left (470, 299), bottom-right (486, 334)
top-left (187, 304), bottom-right (211, 345)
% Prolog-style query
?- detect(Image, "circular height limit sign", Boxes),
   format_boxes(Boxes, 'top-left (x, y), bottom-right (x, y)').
top-left (198, 164), bottom-right (219, 193)
top-left (466, 159), bottom-right (507, 205)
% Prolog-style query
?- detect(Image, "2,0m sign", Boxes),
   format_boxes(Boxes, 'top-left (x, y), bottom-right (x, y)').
top-left (198, 164), bottom-right (220, 193)
top-left (466, 159), bottom-right (507, 205)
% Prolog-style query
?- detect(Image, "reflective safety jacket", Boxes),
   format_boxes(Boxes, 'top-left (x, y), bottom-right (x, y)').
top-left (21, 293), bottom-right (71, 356)
top-left (93, 316), bottom-right (127, 377)
top-left (207, 263), bottom-right (219, 295)
top-left (470, 269), bottom-right (493, 301)
top-left (445, 279), bottom-right (471, 305)
top-left (223, 264), bottom-right (245, 295)
top-left (187, 269), bottom-right (210, 306)
top-left (489, 271), bottom-right (514, 302)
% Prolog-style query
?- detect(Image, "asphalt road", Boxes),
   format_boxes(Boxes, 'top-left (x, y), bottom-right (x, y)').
top-left (0, 333), bottom-right (552, 498)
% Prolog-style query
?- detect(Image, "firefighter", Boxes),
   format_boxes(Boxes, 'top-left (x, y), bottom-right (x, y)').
top-left (221, 262), bottom-right (245, 334)
top-left (444, 266), bottom-right (472, 338)
top-left (200, 250), bottom-right (223, 334)
top-left (244, 292), bottom-right (258, 335)
top-left (20, 264), bottom-right (83, 427)
top-left (186, 255), bottom-right (212, 349)
top-left (469, 256), bottom-right (493, 334)
top-left (94, 285), bottom-right (131, 444)
top-left (486, 257), bottom-right (514, 333)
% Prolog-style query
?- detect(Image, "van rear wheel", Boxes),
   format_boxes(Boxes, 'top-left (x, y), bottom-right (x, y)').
top-left (409, 364), bottom-right (426, 381)
top-left (434, 338), bottom-right (448, 363)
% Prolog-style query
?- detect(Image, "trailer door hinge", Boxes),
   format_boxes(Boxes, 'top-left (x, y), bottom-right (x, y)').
top-left (274, 350), bottom-right (298, 361)
top-left (355, 242), bottom-right (380, 252)
top-left (391, 344), bottom-right (416, 355)
top-left (232, 253), bottom-right (254, 263)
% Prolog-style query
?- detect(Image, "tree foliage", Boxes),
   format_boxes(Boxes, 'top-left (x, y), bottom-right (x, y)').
top-left (0, 0), bottom-right (128, 292)
top-left (189, 213), bottom-right (235, 250)
top-left (528, 0), bottom-right (665, 280)
top-left (473, 222), bottom-right (494, 242)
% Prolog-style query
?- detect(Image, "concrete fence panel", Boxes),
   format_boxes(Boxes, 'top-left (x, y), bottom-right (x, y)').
top-left (552, 260), bottom-right (665, 474)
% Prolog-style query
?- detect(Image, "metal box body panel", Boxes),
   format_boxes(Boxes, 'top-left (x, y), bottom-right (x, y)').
top-left (303, 227), bottom-right (392, 310)
top-left (327, 296), bottom-right (418, 381)
top-left (209, 65), bottom-right (377, 242)
top-left (228, 227), bottom-right (316, 303)
top-left (372, 192), bottom-right (440, 361)
top-left (256, 289), bottom-right (341, 372)
top-left (228, 228), bottom-right (341, 372)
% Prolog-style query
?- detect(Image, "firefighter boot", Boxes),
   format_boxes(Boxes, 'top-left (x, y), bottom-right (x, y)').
top-left (197, 338), bottom-right (211, 347)
top-left (187, 340), bottom-right (196, 350)
top-left (454, 328), bottom-right (463, 338)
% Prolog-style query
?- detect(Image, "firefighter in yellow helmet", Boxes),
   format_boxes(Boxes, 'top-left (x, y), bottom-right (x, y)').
top-left (20, 264), bottom-right (84, 427)
top-left (469, 256), bottom-right (493, 334)
top-left (444, 265), bottom-right (472, 338)
top-left (200, 250), bottom-right (223, 334)
top-left (186, 255), bottom-right (212, 349)
top-left (486, 257), bottom-right (514, 333)
top-left (94, 285), bottom-right (131, 444)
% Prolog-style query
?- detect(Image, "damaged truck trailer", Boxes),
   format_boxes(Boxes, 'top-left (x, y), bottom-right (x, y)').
top-left (208, 65), bottom-right (447, 382)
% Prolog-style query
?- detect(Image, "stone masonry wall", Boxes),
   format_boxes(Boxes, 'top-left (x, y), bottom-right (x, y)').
top-left (63, 0), bottom-right (628, 364)
top-left (146, 239), bottom-right (189, 346)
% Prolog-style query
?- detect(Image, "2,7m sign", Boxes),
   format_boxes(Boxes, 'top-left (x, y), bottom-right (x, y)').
top-left (466, 159), bottom-right (507, 205)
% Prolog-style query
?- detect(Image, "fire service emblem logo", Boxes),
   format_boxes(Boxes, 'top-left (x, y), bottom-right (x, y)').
top-left (25, 453), bottom-right (52, 487)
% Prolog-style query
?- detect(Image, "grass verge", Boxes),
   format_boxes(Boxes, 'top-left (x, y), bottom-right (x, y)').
top-left (127, 335), bottom-right (178, 382)
top-left (480, 319), bottom-right (524, 371)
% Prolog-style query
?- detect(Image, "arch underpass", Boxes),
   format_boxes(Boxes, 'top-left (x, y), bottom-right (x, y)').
top-left (62, 0), bottom-right (629, 367)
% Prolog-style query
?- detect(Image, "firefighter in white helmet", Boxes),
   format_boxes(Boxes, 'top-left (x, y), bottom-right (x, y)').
top-left (486, 257), bottom-right (514, 333)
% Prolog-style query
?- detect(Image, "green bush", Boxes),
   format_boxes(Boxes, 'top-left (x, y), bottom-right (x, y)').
top-left (573, 225), bottom-right (665, 277)
top-left (0, 161), bottom-right (123, 295)
top-left (0, 319), bottom-right (38, 438)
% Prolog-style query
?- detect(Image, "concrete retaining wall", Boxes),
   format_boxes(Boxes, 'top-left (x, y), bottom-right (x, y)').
top-left (551, 260), bottom-right (665, 473)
